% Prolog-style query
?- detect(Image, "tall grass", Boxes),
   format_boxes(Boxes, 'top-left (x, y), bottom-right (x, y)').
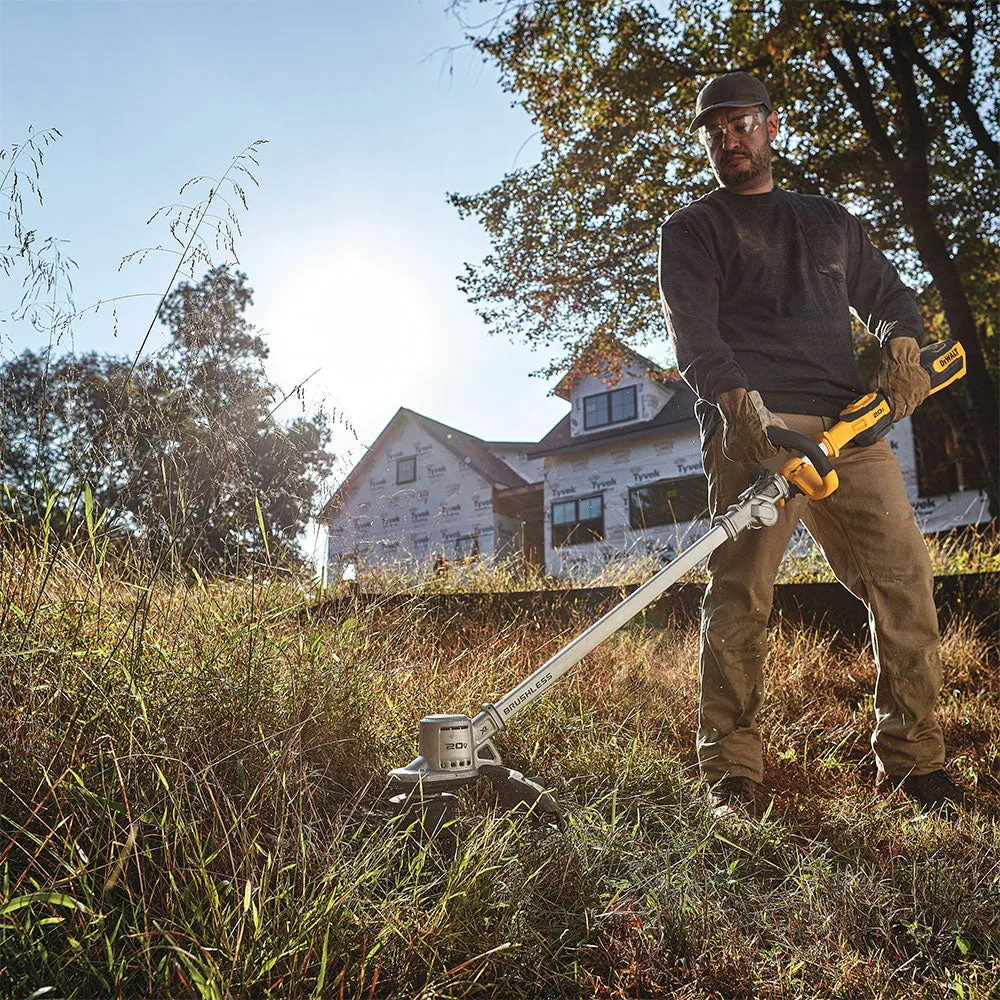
top-left (2, 537), bottom-right (997, 998)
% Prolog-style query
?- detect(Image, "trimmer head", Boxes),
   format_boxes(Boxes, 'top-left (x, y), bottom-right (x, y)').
top-left (387, 713), bottom-right (565, 828)
top-left (387, 789), bottom-right (460, 840)
top-left (478, 764), bottom-right (565, 830)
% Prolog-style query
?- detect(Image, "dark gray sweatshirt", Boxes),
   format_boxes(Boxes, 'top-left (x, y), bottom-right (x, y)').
top-left (657, 187), bottom-right (922, 442)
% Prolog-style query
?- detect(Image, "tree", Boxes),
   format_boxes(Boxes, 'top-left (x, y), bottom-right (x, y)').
top-left (0, 350), bottom-right (133, 538)
top-left (0, 267), bottom-right (335, 571)
top-left (449, 0), bottom-right (998, 512)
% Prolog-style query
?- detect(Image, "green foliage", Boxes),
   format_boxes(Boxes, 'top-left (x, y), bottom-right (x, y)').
top-left (0, 267), bottom-right (335, 571)
top-left (1, 134), bottom-right (330, 572)
top-left (450, 0), bottom-right (996, 375)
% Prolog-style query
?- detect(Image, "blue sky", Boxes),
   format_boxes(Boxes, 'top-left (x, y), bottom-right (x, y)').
top-left (0, 0), bottom-right (572, 477)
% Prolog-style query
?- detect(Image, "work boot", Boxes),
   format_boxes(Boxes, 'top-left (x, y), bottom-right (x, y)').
top-left (880, 769), bottom-right (966, 815)
top-left (707, 775), bottom-right (758, 819)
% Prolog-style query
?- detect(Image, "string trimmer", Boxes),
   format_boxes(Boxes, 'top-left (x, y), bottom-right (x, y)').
top-left (387, 341), bottom-right (967, 827)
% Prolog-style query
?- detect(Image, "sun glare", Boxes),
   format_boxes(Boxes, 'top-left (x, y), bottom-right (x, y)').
top-left (268, 245), bottom-right (443, 437)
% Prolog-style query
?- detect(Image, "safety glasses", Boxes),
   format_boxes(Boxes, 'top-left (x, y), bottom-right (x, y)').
top-left (698, 108), bottom-right (766, 145)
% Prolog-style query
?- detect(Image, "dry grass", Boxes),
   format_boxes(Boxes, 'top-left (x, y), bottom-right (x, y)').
top-left (1, 540), bottom-right (998, 999)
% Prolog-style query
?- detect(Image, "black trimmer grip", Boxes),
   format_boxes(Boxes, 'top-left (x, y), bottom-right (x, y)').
top-left (766, 426), bottom-right (835, 479)
top-left (767, 426), bottom-right (840, 498)
top-left (922, 340), bottom-right (966, 393)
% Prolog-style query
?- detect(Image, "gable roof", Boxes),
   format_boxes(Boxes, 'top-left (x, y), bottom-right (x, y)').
top-left (553, 341), bottom-right (683, 400)
top-left (529, 381), bottom-right (698, 458)
top-left (318, 406), bottom-right (528, 521)
top-left (406, 409), bottom-right (529, 489)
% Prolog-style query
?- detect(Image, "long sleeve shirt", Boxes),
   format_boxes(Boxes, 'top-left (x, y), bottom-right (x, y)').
top-left (657, 187), bottom-right (923, 443)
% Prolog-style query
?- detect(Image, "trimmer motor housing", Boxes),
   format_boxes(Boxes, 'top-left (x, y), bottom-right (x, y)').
top-left (389, 713), bottom-right (485, 793)
top-left (421, 714), bottom-right (477, 783)
top-left (388, 711), bottom-right (565, 827)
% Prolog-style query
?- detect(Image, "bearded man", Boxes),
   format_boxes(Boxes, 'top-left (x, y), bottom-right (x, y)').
top-left (657, 71), bottom-right (964, 817)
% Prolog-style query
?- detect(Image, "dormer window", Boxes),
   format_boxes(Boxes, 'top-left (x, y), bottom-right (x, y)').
top-left (583, 386), bottom-right (637, 430)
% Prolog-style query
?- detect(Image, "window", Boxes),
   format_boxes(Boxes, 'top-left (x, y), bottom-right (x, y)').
top-left (583, 386), bottom-right (637, 430)
top-left (396, 456), bottom-right (417, 484)
top-left (551, 494), bottom-right (605, 547)
top-left (629, 475), bottom-right (709, 530)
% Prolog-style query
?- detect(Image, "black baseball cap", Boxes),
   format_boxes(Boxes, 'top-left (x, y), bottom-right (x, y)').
top-left (689, 72), bottom-right (772, 133)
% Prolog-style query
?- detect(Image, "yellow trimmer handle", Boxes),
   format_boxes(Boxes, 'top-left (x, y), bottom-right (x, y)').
top-left (764, 341), bottom-right (966, 502)
top-left (818, 392), bottom-right (892, 457)
top-left (821, 339), bottom-right (967, 454)
top-left (768, 427), bottom-right (840, 500)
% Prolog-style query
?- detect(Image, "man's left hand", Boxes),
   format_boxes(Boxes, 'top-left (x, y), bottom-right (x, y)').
top-left (874, 336), bottom-right (932, 421)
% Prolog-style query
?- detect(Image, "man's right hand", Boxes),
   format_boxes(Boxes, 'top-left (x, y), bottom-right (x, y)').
top-left (717, 388), bottom-right (785, 465)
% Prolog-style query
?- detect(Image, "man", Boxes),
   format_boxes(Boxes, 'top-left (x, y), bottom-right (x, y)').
top-left (657, 71), bottom-right (964, 817)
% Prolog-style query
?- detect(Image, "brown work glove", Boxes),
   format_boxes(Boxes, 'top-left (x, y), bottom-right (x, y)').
top-left (874, 336), bottom-right (931, 421)
top-left (716, 388), bottom-right (786, 465)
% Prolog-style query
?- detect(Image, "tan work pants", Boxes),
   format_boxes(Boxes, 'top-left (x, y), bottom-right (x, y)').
top-left (699, 412), bottom-right (945, 784)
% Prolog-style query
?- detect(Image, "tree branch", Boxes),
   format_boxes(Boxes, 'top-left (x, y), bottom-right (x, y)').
top-left (823, 34), bottom-right (900, 177)
top-left (887, 8), bottom-right (999, 167)
top-left (883, 22), bottom-right (931, 196)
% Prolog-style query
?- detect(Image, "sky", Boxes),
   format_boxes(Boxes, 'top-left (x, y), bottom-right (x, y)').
top-left (0, 0), bottom-right (575, 491)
